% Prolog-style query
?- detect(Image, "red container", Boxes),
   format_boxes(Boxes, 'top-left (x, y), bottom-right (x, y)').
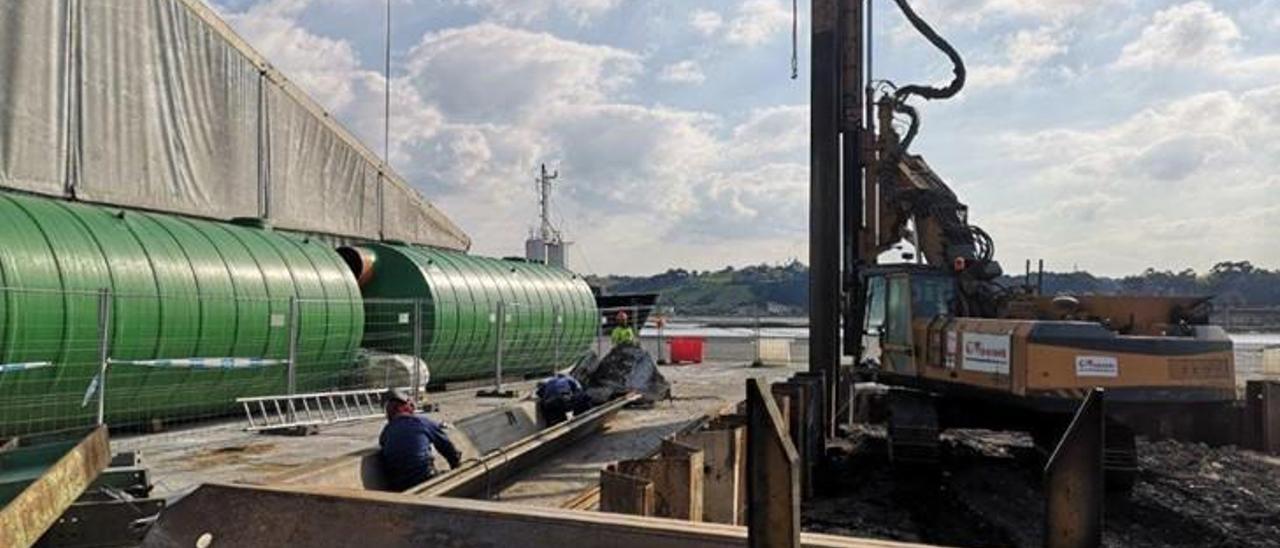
top-left (668, 336), bottom-right (705, 364)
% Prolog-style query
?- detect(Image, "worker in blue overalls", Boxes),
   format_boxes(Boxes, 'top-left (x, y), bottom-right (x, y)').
top-left (378, 388), bottom-right (462, 491)
top-left (536, 373), bottom-right (593, 426)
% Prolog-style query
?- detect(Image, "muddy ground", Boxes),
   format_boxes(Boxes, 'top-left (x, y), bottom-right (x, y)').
top-left (804, 426), bottom-right (1280, 547)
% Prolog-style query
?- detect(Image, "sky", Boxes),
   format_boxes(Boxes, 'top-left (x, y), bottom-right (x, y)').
top-left (209, 0), bottom-right (1280, 276)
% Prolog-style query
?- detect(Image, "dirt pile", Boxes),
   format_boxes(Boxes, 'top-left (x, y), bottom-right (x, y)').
top-left (804, 427), bottom-right (1280, 547)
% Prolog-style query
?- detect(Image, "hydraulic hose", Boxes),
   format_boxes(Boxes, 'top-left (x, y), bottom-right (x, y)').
top-left (886, 0), bottom-right (966, 150)
top-left (890, 0), bottom-right (966, 103)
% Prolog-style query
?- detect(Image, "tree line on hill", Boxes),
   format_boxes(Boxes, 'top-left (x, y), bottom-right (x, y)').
top-left (587, 260), bottom-right (1280, 316)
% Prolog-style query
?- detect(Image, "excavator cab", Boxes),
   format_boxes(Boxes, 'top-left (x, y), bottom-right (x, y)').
top-left (861, 267), bottom-right (957, 376)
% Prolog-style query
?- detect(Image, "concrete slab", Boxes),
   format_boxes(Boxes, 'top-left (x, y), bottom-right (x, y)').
top-left (493, 361), bottom-right (798, 507)
top-left (111, 361), bottom-right (796, 506)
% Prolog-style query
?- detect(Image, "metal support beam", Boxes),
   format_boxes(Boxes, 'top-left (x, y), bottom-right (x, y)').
top-left (142, 482), bottom-right (927, 548)
top-left (0, 426), bottom-right (110, 548)
top-left (747, 378), bottom-right (800, 548)
top-left (409, 394), bottom-right (640, 498)
top-left (1044, 388), bottom-right (1104, 548)
top-left (810, 0), bottom-right (842, 443)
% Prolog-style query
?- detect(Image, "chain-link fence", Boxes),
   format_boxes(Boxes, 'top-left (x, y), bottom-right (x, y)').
top-left (0, 286), bottom-right (598, 437)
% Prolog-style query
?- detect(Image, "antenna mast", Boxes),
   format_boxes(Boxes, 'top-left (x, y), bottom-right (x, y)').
top-left (538, 163), bottom-right (559, 243)
top-left (526, 163), bottom-right (570, 268)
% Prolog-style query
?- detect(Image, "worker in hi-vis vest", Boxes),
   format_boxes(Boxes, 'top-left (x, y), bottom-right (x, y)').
top-left (610, 310), bottom-right (637, 346)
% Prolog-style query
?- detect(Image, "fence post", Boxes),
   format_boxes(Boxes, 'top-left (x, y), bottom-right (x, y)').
top-left (753, 314), bottom-right (763, 367)
top-left (552, 303), bottom-right (562, 376)
top-left (496, 300), bottom-right (505, 392)
top-left (413, 299), bottom-right (423, 400)
top-left (657, 311), bottom-right (666, 364)
top-left (95, 288), bottom-right (113, 426)
top-left (477, 301), bottom-right (516, 398)
top-left (286, 297), bottom-right (299, 423)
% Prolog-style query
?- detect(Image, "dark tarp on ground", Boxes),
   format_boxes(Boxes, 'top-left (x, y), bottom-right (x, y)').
top-left (570, 345), bottom-right (670, 404)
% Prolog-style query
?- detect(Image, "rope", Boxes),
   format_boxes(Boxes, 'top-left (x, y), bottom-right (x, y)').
top-left (790, 0), bottom-right (799, 79)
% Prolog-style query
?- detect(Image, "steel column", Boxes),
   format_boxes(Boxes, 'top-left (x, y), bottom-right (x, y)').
top-left (810, 0), bottom-right (842, 443)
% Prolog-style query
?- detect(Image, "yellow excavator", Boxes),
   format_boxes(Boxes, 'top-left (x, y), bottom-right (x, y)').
top-left (838, 0), bottom-right (1238, 487)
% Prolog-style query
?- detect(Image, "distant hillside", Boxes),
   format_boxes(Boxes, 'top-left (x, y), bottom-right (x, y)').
top-left (588, 260), bottom-right (1280, 316)
top-left (588, 261), bottom-right (808, 316)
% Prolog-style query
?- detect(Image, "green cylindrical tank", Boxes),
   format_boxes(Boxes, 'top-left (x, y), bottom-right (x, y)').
top-left (0, 192), bottom-right (364, 435)
top-left (344, 244), bottom-right (597, 381)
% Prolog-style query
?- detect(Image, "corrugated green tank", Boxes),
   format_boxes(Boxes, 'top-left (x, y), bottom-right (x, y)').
top-left (0, 192), bottom-right (363, 435)
top-left (342, 244), bottom-right (597, 381)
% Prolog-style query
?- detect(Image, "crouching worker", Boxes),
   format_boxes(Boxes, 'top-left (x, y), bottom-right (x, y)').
top-left (379, 388), bottom-right (461, 491)
top-left (536, 374), bottom-right (593, 426)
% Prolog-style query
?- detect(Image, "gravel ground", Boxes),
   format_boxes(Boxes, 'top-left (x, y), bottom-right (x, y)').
top-left (804, 426), bottom-right (1280, 547)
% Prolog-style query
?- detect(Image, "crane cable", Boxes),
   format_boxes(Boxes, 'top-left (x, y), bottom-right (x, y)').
top-left (790, 0), bottom-right (799, 79)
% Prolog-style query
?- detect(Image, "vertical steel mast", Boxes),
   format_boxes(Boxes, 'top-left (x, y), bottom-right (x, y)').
top-left (809, 0), bottom-right (864, 439)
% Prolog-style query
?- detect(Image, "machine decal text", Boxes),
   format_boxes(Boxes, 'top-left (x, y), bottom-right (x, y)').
top-left (961, 333), bottom-right (1010, 374)
top-left (1075, 355), bottom-right (1118, 377)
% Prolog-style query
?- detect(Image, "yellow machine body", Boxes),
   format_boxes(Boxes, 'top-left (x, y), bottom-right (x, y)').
top-left (864, 270), bottom-right (1237, 406)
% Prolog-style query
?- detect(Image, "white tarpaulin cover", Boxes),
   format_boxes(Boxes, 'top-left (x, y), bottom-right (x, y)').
top-left (0, 0), bottom-right (469, 251)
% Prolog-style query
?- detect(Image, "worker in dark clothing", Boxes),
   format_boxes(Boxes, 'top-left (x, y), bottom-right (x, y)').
top-left (378, 388), bottom-right (461, 491)
top-left (536, 374), bottom-right (593, 426)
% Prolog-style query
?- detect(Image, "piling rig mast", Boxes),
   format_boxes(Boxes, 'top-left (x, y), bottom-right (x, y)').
top-left (810, 0), bottom-right (1240, 477)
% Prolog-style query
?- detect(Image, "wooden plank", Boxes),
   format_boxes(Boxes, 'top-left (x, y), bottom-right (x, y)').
top-left (676, 426), bottom-right (744, 525)
top-left (599, 466), bottom-right (654, 516)
top-left (748, 378), bottom-right (800, 548)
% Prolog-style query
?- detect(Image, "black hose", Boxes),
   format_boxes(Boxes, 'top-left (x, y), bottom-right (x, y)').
top-left (890, 0), bottom-right (966, 103)
top-left (896, 102), bottom-right (921, 151)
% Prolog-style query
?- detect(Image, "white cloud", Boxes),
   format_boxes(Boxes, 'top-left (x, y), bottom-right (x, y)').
top-left (1115, 2), bottom-right (1241, 69)
top-left (689, 9), bottom-right (723, 36)
top-left (729, 105), bottom-right (807, 164)
top-left (969, 24), bottom-right (1068, 88)
top-left (221, 0), bottom-right (366, 112)
top-left (724, 0), bottom-right (792, 46)
top-left (988, 84), bottom-right (1280, 273)
top-left (451, 0), bottom-right (620, 24)
top-left (904, 0), bottom-right (1121, 29)
top-left (403, 24), bottom-right (642, 123)
top-left (658, 59), bottom-right (706, 84)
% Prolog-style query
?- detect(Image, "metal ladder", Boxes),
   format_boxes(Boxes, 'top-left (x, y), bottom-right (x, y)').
top-left (236, 388), bottom-right (393, 432)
